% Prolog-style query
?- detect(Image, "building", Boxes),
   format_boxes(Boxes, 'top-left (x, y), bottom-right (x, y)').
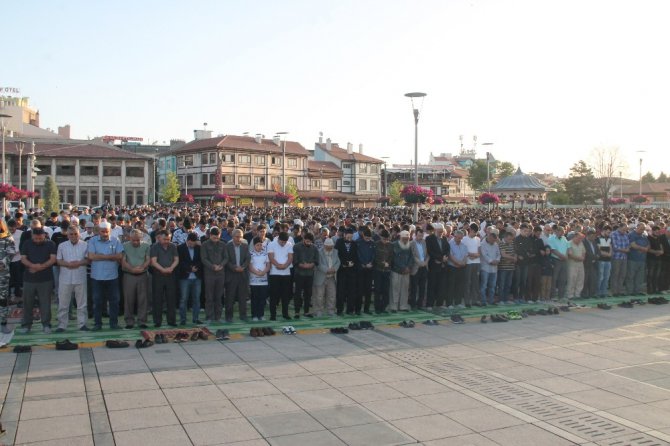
top-left (313, 137), bottom-right (383, 205)
top-left (384, 164), bottom-right (474, 202)
top-left (491, 167), bottom-right (555, 206)
top-left (2, 137), bottom-right (153, 208)
top-left (616, 182), bottom-right (670, 203)
top-left (0, 89), bottom-right (69, 139)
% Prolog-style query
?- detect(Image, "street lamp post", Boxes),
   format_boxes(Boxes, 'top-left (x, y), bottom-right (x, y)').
top-left (276, 131), bottom-right (289, 219)
top-left (0, 113), bottom-right (12, 216)
top-left (482, 142), bottom-right (494, 193)
top-left (636, 150), bottom-right (646, 199)
top-left (404, 92), bottom-right (426, 223)
top-left (381, 156), bottom-right (390, 200)
top-left (17, 140), bottom-right (25, 191)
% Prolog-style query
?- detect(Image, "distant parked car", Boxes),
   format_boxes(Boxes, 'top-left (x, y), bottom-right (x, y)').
top-left (59, 202), bottom-right (72, 212)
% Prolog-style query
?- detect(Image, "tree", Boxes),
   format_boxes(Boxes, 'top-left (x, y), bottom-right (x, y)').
top-left (658, 171), bottom-right (668, 183)
top-left (160, 172), bottom-right (181, 203)
top-left (286, 182), bottom-right (301, 204)
top-left (468, 159), bottom-right (517, 191)
top-left (589, 146), bottom-right (624, 209)
top-left (563, 160), bottom-right (598, 204)
top-left (642, 171), bottom-right (656, 183)
top-left (43, 176), bottom-right (60, 213)
top-left (388, 180), bottom-right (404, 205)
top-left (547, 182), bottom-right (570, 205)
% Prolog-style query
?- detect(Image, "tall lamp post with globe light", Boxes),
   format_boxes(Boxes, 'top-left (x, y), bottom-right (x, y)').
top-left (0, 113), bottom-right (12, 215)
top-left (404, 92), bottom-right (426, 223)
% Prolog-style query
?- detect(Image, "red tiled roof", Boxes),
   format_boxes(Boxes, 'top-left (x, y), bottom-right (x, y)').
top-left (315, 143), bottom-right (383, 163)
top-left (621, 183), bottom-right (670, 195)
top-left (183, 188), bottom-right (369, 201)
top-left (174, 135), bottom-right (309, 156)
top-left (3, 140), bottom-right (149, 160)
top-left (307, 160), bottom-right (342, 177)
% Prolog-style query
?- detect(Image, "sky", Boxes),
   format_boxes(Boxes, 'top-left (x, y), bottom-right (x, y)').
top-left (3, 0), bottom-right (670, 178)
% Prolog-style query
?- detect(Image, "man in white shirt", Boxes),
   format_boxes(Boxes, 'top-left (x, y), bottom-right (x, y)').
top-left (56, 226), bottom-right (89, 331)
top-left (462, 223), bottom-right (481, 307)
top-left (267, 232), bottom-right (293, 321)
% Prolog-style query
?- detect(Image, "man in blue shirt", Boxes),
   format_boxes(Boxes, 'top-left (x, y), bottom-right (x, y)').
top-left (626, 223), bottom-right (649, 295)
top-left (547, 225), bottom-right (570, 300)
top-left (87, 221), bottom-right (124, 330)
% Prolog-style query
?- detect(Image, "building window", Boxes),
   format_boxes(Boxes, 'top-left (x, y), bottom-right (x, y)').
top-left (271, 176), bottom-right (281, 186)
top-left (370, 164), bottom-right (379, 174)
top-left (180, 155), bottom-right (193, 167)
top-left (35, 164), bottom-right (51, 175)
top-left (311, 179), bottom-right (320, 188)
top-left (254, 176), bottom-right (266, 187)
top-left (271, 156), bottom-right (281, 166)
top-left (238, 155), bottom-right (251, 164)
top-left (158, 159), bottom-right (164, 169)
top-left (79, 190), bottom-right (88, 206)
top-left (67, 190), bottom-right (75, 204)
top-left (370, 180), bottom-right (379, 190)
top-left (238, 175), bottom-right (251, 185)
top-left (287, 158), bottom-right (297, 168)
top-left (329, 180), bottom-right (338, 190)
top-left (202, 173), bottom-right (209, 186)
top-left (114, 190), bottom-right (121, 205)
top-left (221, 175), bottom-right (234, 185)
top-left (358, 179), bottom-right (367, 190)
top-left (126, 191), bottom-right (134, 206)
top-left (90, 190), bottom-right (98, 206)
top-left (255, 155), bottom-right (266, 166)
top-left (56, 165), bottom-right (75, 176)
top-left (103, 166), bottom-right (121, 176)
top-left (359, 163), bottom-right (368, 173)
top-left (136, 191), bottom-right (143, 205)
top-left (126, 166), bottom-right (143, 177)
top-left (222, 153), bottom-right (234, 163)
top-left (342, 163), bottom-right (352, 169)
top-left (343, 181), bottom-right (351, 186)
top-left (201, 153), bottom-right (209, 165)
top-left (288, 177), bottom-right (297, 187)
top-left (186, 175), bottom-right (193, 186)
top-left (80, 165), bottom-right (98, 176)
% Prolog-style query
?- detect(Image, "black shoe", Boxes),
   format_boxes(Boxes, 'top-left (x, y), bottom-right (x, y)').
top-left (154, 333), bottom-right (163, 344)
top-left (480, 315), bottom-right (487, 323)
top-left (105, 340), bottom-right (130, 349)
top-left (450, 314), bottom-right (464, 324)
top-left (597, 303), bottom-right (612, 310)
top-left (193, 320), bottom-right (203, 324)
top-left (56, 339), bottom-right (79, 350)
top-left (92, 325), bottom-right (102, 331)
top-left (125, 325), bottom-right (134, 330)
top-left (618, 301), bottom-right (633, 308)
top-left (139, 324), bottom-right (148, 329)
top-left (270, 316), bottom-right (277, 321)
top-left (293, 314), bottom-right (300, 320)
top-left (55, 328), bottom-right (65, 333)
top-left (304, 314), bottom-right (314, 318)
top-left (180, 321), bottom-right (186, 326)
top-left (79, 325), bottom-right (90, 331)
top-left (349, 322), bottom-right (361, 330)
top-left (154, 324), bottom-right (162, 328)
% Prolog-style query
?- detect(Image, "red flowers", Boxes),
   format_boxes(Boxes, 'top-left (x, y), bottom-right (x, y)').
top-left (273, 192), bottom-right (294, 204)
top-left (213, 193), bottom-right (231, 203)
top-left (0, 183), bottom-right (36, 200)
top-left (478, 192), bottom-right (500, 205)
top-left (179, 193), bottom-right (194, 203)
top-left (401, 185), bottom-right (433, 204)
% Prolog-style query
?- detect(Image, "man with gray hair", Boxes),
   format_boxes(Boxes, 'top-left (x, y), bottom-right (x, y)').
top-left (87, 221), bottom-right (124, 330)
top-left (389, 230), bottom-right (414, 312)
top-left (55, 226), bottom-right (89, 332)
top-left (225, 229), bottom-right (250, 322)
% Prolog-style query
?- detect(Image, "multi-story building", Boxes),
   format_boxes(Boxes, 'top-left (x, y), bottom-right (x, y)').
top-left (3, 137), bottom-right (153, 208)
top-left (313, 137), bottom-right (383, 206)
top-left (1, 89), bottom-right (70, 139)
top-left (384, 164), bottom-right (474, 203)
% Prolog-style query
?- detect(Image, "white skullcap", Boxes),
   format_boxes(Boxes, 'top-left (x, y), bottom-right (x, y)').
top-left (433, 223), bottom-right (444, 230)
top-left (98, 221), bottom-right (111, 229)
top-left (399, 230), bottom-right (410, 238)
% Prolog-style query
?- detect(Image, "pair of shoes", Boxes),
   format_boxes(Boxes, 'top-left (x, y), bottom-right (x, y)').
top-left (349, 322), bottom-right (361, 330)
top-left (198, 330), bottom-right (208, 340)
top-left (597, 303), bottom-right (612, 310)
top-left (526, 309), bottom-right (537, 316)
top-left (629, 298), bottom-right (646, 305)
top-left (559, 306), bottom-right (570, 312)
top-left (282, 326), bottom-right (297, 335)
top-left (154, 333), bottom-right (168, 344)
top-left (55, 327), bottom-right (66, 333)
top-left (105, 340), bottom-right (129, 348)
top-left (125, 325), bottom-right (134, 330)
top-left (330, 327), bottom-right (349, 334)
top-left (359, 321), bottom-right (374, 330)
top-left (56, 339), bottom-right (79, 350)
top-left (250, 327), bottom-right (264, 337)
top-left (173, 332), bottom-right (190, 343)
top-left (135, 338), bottom-right (154, 348)
top-left (13, 345), bottom-right (31, 353)
top-left (618, 301), bottom-right (634, 308)
top-left (548, 307), bottom-right (560, 315)
top-left (399, 320), bottom-right (415, 328)
top-left (422, 319), bottom-right (439, 326)
top-left (215, 329), bottom-right (230, 340)
top-left (649, 296), bottom-right (669, 305)
top-left (506, 311), bottom-right (522, 320)
top-left (190, 331), bottom-right (200, 341)
top-left (450, 314), bottom-right (464, 324)
top-left (480, 315), bottom-right (488, 323)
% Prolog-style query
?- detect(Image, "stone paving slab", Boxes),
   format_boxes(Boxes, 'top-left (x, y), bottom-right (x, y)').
top-left (3, 302), bottom-right (670, 445)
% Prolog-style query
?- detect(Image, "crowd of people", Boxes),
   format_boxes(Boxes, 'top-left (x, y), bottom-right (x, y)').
top-left (1, 203), bottom-right (669, 335)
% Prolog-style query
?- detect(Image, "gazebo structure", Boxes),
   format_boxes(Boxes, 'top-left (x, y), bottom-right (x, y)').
top-left (491, 167), bottom-right (555, 209)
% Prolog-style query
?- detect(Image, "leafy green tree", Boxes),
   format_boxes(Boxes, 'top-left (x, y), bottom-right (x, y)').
top-left (563, 160), bottom-right (598, 204)
top-left (642, 171), bottom-right (656, 183)
top-left (468, 159), bottom-right (517, 191)
top-left (658, 171), bottom-right (668, 183)
top-left (286, 182), bottom-right (301, 204)
top-left (388, 180), bottom-right (404, 205)
top-left (160, 172), bottom-right (181, 203)
top-left (43, 176), bottom-right (60, 213)
top-left (547, 182), bottom-right (570, 205)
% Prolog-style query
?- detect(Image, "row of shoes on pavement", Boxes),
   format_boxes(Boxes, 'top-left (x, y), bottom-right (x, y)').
top-left (349, 321), bottom-right (374, 330)
top-left (250, 327), bottom-right (276, 337)
top-left (330, 327), bottom-right (349, 334)
top-left (648, 296), bottom-right (668, 305)
top-left (282, 326), bottom-right (297, 335)
top-left (174, 331), bottom-right (209, 343)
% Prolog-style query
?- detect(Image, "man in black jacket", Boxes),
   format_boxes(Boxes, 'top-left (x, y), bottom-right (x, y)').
top-left (425, 223), bottom-right (450, 310)
top-left (225, 229), bottom-right (250, 322)
top-left (177, 233), bottom-right (203, 325)
top-left (335, 228), bottom-right (358, 316)
top-left (293, 232), bottom-right (319, 318)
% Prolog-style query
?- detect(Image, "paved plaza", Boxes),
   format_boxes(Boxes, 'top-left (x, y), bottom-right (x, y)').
top-left (3, 304), bottom-right (670, 446)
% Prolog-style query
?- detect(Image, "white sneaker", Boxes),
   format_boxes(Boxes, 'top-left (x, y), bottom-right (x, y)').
top-left (259, 317), bottom-right (265, 321)
top-left (43, 326), bottom-right (51, 334)
top-left (252, 317), bottom-right (259, 322)
top-left (457, 304), bottom-right (465, 309)
top-left (447, 305), bottom-right (454, 310)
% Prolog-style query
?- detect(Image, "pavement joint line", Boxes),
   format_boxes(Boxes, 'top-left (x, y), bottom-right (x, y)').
top-left (80, 348), bottom-right (113, 439)
top-left (0, 351), bottom-right (30, 445)
top-left (644, 430), bottom-right (670, 443)
top-left (601, 369), bottom-right (670, 393)
top-left (532, 420), bottom-right (596, 445)
top-left (513, 381), bottom-right (560, 397)
top-left (593, 410), bottom-right (653, 434)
